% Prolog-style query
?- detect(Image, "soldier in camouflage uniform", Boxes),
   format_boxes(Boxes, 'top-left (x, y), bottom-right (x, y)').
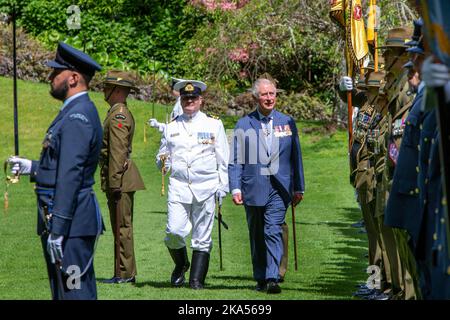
top-left (100, 70), bottom-right (146, 284)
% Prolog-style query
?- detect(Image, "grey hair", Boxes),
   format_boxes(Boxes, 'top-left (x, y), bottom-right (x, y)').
top-left (251, 78), bottom-right (276, 98)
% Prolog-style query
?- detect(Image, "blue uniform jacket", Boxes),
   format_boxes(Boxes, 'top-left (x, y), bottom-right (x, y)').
top-left (228, 110), bottom-right (305, 206)
top-left (385, 87), bottom-right (424, 243)
top-left (30, 93), bottom-right (104, 237)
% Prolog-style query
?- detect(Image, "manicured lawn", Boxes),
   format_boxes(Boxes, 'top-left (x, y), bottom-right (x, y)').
top-left (0, 76), bottom-right (367, 300)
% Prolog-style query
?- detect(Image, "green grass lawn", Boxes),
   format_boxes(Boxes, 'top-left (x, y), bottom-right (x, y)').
top-left (0, 76), bottom-right (367, 300)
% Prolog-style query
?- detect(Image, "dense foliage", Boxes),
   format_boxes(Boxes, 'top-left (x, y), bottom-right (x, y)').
top-left (0, 0), bottom-right (208, 75)
top-left (0, 0), bottom-right (416, 122)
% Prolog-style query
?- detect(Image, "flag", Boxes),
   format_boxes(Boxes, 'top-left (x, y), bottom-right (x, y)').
top-left (420, 0), bottom-right (450, 68)
top-left (366, 0), bottom-right (377, 45)
top-left (329, 0), bottom-right (346, 29)
top-left (346, 0), bottom-right (369, 67)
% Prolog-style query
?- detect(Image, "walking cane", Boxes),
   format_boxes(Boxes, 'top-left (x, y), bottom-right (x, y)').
top-left (217, 196), bottom-right (223, 271)
top-left (291, 203), bottom-right (298, 271)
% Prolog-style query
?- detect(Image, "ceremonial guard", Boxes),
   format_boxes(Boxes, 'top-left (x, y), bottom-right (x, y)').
top-left (416, 54), bottom-right (450, 299)
top-left (156, 80), bottom-right (229, 289)
top-left (8, 42), bottom-right (104, 299)
top-left (384, 24), bottom-right (427, 299)
top-left (100, 70), bottom-right (145, 284)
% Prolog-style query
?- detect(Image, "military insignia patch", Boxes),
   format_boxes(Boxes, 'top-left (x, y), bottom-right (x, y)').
top-left (115, 114), bottom-right (126, 120)
top-left (69, 113), bottom-right (89, 123)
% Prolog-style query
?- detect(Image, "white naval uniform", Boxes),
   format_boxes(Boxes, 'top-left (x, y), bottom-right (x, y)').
top-left (157, 111), bottom-right (229, 252)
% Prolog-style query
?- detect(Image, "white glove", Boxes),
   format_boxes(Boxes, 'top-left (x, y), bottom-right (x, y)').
top-left (148, 118), bottom-right (166, 133)
top-left (339, 76), bottom-right (353, 91)
top-left (47, 233), bottom-right (64, 264)
top-left (215, 190), bottom-right (227, 206)
top-left (8, 156), bottom-right (32, 175)
top-left (421, 56), bottom-right (450, 88)
top-left (148, 118), bottom-right (161, 128)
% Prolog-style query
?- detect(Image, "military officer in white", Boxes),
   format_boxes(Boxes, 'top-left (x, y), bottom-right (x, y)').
top-left (156, 79), bottom-right (229, 289)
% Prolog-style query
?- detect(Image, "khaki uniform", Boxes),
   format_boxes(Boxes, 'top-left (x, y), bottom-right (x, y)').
top-left (383, 72), bottom-right (420, 299)
top-left (353, 100), bottom-right (383, 269)
top-left (375, 70), bottom-right (417, 299)
top-left (100, 102), bottom-right (145, 278)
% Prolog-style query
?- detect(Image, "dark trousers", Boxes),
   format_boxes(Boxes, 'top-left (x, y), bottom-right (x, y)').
top-left (244, 186), bottom-right (288, 282)
top-left (41, 234), bottom-right (97, 300)
top-left (106, 191), bottom-right (136, 278)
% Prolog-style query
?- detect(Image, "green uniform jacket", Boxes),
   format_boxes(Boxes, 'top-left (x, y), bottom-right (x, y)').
top-left (100, 102), bottom-right (145, 192)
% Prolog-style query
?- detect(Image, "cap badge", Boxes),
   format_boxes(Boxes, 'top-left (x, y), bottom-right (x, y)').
top-left (185, 83), bottom-right (194, 92)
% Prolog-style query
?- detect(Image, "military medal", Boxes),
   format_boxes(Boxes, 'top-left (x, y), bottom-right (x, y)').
top-left (197, 132), bottom-right (215, 144)
top-left (274, 125), bottom-right (292, 137)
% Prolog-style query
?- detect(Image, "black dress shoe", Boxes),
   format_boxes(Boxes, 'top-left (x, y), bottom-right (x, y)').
top-left (266, 280), bottom-right (281, 294)
top-left (255, 281), bottom-right (267, 292)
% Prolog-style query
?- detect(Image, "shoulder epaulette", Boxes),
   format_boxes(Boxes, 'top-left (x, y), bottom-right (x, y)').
top-left (206, 113), bottom-right (220, 120)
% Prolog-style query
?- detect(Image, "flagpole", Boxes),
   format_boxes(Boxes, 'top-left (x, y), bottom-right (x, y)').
top-left (12, 4), bottom-right (19, 156)
top-left (345, 0), bottom-right (353, 153)
top-left (373, 0), bottom-right (378, 72)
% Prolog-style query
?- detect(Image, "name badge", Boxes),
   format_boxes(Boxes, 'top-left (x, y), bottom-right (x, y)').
top-left (170, 132), bottom-right (180, 138)
top-left (197, 132), bottom-right (215, 144)
top-left (274, 124), bottom-right (292, 137)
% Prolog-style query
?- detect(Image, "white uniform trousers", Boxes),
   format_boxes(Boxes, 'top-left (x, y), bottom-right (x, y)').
top-left (165, 193), bottom-right (216, 252)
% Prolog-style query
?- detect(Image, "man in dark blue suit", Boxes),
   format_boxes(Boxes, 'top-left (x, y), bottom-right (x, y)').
top-left (8, 42), bottom-right (104, 300)
top-left (228, 78), bottom-right (305, 294)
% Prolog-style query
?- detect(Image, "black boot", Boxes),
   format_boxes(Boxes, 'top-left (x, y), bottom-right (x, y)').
top-left (201, 254), bottom-right (210, 285)
top-left (189, 251), bottom-right (210, 289)
top-left (168, 247), bottom-right (190, 287)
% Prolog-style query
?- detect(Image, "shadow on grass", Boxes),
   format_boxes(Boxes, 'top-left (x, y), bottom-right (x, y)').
top-left (209, 275), bottom-right (254, 282)
top-left (147, 211), bottom-right (168, 215)
top-left (297, 206), bottom-right (369, 299)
